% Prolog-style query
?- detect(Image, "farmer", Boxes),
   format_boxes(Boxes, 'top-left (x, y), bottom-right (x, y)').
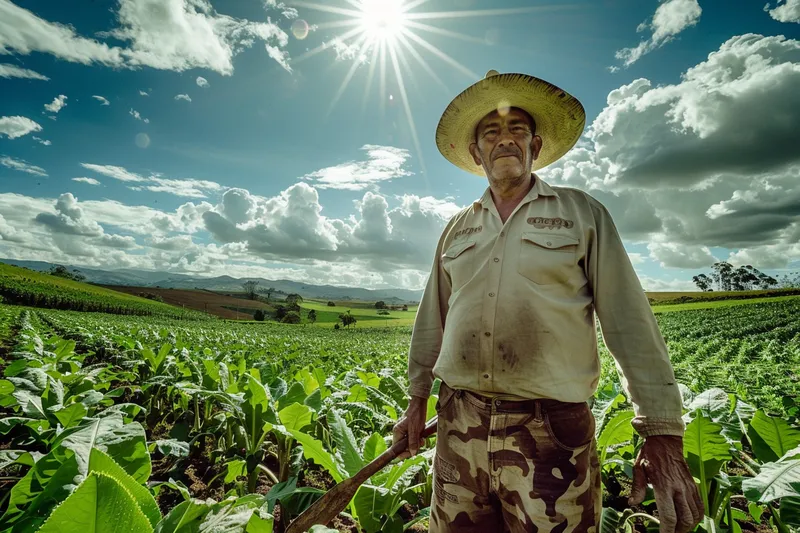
top-left (393, 71), bottom-right (704, 533)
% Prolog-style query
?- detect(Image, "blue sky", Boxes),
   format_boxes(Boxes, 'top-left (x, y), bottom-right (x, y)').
top-left (1, 0), bottom-right (799, 291)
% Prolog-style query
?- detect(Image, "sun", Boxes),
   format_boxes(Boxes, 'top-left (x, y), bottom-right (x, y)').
top-left (358, 0), bottom-right (407, 43)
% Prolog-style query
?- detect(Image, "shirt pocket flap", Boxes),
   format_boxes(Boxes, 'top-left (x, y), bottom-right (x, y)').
top-left (442, 240), bottom-right (476, 259)
top-left (521, 232), bottom-right (579, 250)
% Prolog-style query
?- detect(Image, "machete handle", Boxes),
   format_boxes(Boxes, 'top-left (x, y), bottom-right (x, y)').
top-left (387, 415), bottom-right (439, 458)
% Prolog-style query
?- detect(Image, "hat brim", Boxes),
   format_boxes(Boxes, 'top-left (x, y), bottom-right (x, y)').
top-left (436, 73), bottom-right (586, 176)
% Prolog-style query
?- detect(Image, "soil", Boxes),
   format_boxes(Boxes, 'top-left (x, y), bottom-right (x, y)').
top-left (100, 285), bottom-right (274, 320)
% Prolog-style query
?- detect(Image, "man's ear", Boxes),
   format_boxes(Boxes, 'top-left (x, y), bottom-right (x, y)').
top-left (531, 135), bottom-right (543, 161)
top-left (469, 143), bottom-right (482, 166)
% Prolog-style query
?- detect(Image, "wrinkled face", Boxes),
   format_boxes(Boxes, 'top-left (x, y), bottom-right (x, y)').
top-left (469, 107), bottom-right (542, 183)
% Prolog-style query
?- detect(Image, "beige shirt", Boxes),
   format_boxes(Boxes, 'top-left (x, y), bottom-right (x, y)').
top-left (407, 175), bottom-right (685, 438)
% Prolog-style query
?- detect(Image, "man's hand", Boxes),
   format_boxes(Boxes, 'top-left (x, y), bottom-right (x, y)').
top-left (392, 396), bottom-right (428, 460)
top-left (629, 435), bottom-right (705, 533)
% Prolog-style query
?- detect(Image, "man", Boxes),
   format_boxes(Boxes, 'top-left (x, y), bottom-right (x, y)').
top-left (393, 71), bottom-right (704, 533)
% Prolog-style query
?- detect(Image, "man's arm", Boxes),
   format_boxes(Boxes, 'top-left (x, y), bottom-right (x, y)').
top-left (585, 198), bottom-right (685, 438)
top-left (407, 222), bottom-right (454, 399)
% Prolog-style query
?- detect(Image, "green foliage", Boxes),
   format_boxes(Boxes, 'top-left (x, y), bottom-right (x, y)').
top-left (253, 309), bottom-right (266, 321)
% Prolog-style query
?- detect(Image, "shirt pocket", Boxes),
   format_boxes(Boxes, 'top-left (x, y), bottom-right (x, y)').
top-left (441, 240), bottom-right (477, 290)
top-left (517, 232), bottom-right (579, 285)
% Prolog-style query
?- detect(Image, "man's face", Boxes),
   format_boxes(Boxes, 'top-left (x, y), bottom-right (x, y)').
top-left (469, 107), bottom-right (542, 183)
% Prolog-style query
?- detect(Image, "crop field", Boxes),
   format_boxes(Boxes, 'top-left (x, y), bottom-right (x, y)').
top-left (0, 298), bottom-right (799, 533)
top-left (0, 263), bottom-right (204, 318)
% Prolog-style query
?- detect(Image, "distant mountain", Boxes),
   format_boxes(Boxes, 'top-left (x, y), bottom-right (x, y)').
top-left (1, 258), bottom-right (423, 303)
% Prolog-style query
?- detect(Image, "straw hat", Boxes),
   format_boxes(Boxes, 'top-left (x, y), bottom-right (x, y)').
top-left (435, 70), bottom-right (585, 176)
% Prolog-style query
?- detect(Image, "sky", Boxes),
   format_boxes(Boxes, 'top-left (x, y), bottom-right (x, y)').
top-left (1, 0), bottom-right (799, 292)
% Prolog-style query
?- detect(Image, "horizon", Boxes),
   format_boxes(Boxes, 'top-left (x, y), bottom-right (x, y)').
top-left (1, 0), bottom-right (799, 292)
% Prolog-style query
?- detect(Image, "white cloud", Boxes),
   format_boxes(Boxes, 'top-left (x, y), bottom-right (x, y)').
top-left (174, 93), bottom-right (192, 102)
top-left (765, 0), bottom-right (800, 23)
top-left (196, 76), bottom-right (209, 87)
top-left (32, 136), bottom-right (51, 146)
top-left (1, 155), bottom-right (47, 176)
top-left (80, 163), bottom-right (146, 182)
top-left (614, 0), bottom-right (701, 67)
top-left (43, 94), bottom-right (67, 113)
top-left (72, 177), bottom-right (100, 185)
top-left (302, 145), bottom-right (413, 191)
top-left (0, 62), bottom-right (48, 80)
top-left (92, 95), bottom-right (110, 105)
top-left (129, 108), bottom-right (149, 123)
top-left (81, 162), bottom-right (222, 198)
top-left (637, 275), bottom-right (698, 292)
top-left (327, 37), bottom-right (366, 62)
top-left (628, 252), bottom-right (646, 265)
top-left (139, 89), bottom-right (149, 96)
top-left (542, 33), bottom-right (800, 272)
top-left (0, 115), bottom-right (42, 139)
top-left (265, 44), bottom-right (291, 72)
top-left (0, 0), bottom-right (291, 75)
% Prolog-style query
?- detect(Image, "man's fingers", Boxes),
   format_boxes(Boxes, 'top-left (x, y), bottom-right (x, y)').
top-left (407, 418), bottom-right (421, 455)
top-left (673, 492), bottom-right (696, 533)
top-left (392, 418), bottom-right (407, 445)
top-left (656, 487), bottom-right (677, 533)
top-left (686, 484), bottom-right (704, 524)
top-left (628, 460), bottom-right (648, 506)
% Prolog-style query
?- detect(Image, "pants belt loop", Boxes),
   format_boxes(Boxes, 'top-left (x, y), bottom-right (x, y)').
top-left (534, 400), bottom-right (542, 420)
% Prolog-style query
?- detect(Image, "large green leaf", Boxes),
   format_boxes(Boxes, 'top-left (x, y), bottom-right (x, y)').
top-left (197, 495), bottom-right (270, 532)
top-left (353, 484), bottom-right (390, 533)
top-left (327, 409), bottom-right (363, 478)
top-left (780, 496), bottom-right (800, 528)
top-left (288, 429), bottom-right (344, 483)
top-left (363, 433), bottom-right (387, 463)
top-left (278, 382), bottom-right (307, 411)
top-left (747, 410), bottom-right (800, 463)
top-left (154, 499), bottom-right (212, 533)
top-left (600, 506), bottom-right (623, 533)
top-left (597, 411), bottom-right (634, 465)
top-left (0, 378), bottom-right (14, 395)
top-left (88, 448), bottom-right (161, 529)
top-left (53, 416), bottom-right (151, 483)
top-left (683, 414), bottom-right (731, 481)
top-left (742, 460), bottom-right (800, 503)
top-left (37, 471), bottom-right (154, 533)
top-left (279, 403), bottom-right (313, 432)
top-left (54, 402), bottom-right (88, 428)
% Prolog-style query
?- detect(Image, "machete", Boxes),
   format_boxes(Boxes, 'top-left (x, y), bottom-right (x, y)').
top-left (284, 416), bottom-right (439, 533)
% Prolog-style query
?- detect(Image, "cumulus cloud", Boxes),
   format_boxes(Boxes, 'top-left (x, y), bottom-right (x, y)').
top-left (302, 145), bottom-right (413, 191)
top-left (765, 0), bottom-right (800, 23)
top-left (72, 177), bottom-right (100, 185)
top-left (81, 162), bottom-right (222, 198)
top-left (92, 95), bottom-right (110, 105)
top-left (0, 115), bottom-right (42, 139)
top-left (32, 136), bottom-right (51, 146)
top-left (174, 93), bottom-right (191, 102)
top-left (614, 0), bottom-right (701, 67)
top-left (0, 63), bottom-right (48, 80)
top-left (129, 108), bottom-right (149, 123)
top-left (0, 0), bottom-right (291, 75)
top-left (43, 94), bottom-right (67, 113)
top-left (543, 33), bottom-right (800, 271)
top-left (1, 155), bottom-right (47, 176)
top-left (196, 76), bottom-right (209, 87)
top-left (139, 89), bottom-right (149, 96)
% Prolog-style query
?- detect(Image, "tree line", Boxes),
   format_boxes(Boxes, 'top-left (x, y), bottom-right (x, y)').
top-left (692, 261), bottom-right (798, 291)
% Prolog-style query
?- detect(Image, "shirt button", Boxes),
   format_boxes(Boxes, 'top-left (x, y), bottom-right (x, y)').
top-left (483, 373), bottom-right (490, 379)
top-left (499, 231), bottom-right (505, 237)
top-left (488, 292), bottom-right (495, 297)
top-left (546, 241), bottom-right (552, 246)
top-left (495, 399), bottom-right (501, 406)
top-left (493, 257), bottom-right (499, 262)
top-left (484, 331), bottom-right (491, 337)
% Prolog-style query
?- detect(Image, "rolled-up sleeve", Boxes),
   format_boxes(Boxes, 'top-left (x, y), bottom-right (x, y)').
top-left (586, 198), bottom-right (685, 438)
top-left (407, 219), bottom-right (455, 399)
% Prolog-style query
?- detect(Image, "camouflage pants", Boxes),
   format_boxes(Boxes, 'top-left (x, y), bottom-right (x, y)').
top-left (430, 383), bottom-right (602, 533)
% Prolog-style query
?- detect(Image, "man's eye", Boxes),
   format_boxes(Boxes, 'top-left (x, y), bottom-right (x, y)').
top-left (484, 129), bottom-right (498, 136)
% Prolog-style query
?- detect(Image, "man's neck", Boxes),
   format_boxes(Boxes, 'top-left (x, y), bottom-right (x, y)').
top-left (489, 173), bottom-right (534, 217)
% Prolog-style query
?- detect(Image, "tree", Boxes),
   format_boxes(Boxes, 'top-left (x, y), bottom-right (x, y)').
top-left (286, 293), bottom-right (303, 306)
top-left (307, 309), bottom-right (317, 325)
top-left (50, 265), bottom-right (85, 282)
top-left (402, 304), bottom-right (408, 311)
top-left (375, 301), bottom-right (386, 309)
top-left (274, 305), bottom-right (287, 321)
top-left (327, 301), bottom-right (336, 307)
top-left (282, 311), bottom-right (301, 324)
top-left (339, 310), bottom-right (357, 328)
top-left (711, 262), bottom-right (734, 291)
top-left (242, 280), bottom-right (259, 300)
top-left (692, 274), bottom-right (714, 291)
top-left (253, 309), bottom-right (265, 321)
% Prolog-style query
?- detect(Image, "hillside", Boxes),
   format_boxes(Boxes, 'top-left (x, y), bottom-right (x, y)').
top-left (105, 286), bottom-right (275, 320)
top-left (0, 263), bottom-right (205, 318)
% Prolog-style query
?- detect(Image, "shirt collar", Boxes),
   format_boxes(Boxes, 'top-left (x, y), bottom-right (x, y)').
top-left (472, 173), bottom-right (559, 213)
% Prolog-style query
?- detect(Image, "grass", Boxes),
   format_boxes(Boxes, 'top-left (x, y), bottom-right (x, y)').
top-left (105, 285), bottom-right (273, 320)
top-left (652, 294), bottom-right (800, 313)
top-left (300, 299), bottom-right (418, 327)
